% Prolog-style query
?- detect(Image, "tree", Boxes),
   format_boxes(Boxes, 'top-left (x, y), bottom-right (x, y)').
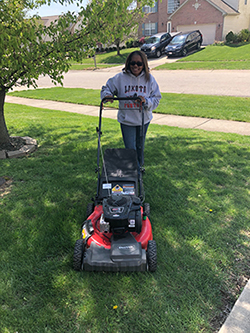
top-left (111, 1), bottom-right (149, 56)
top-left (0, 0), bottom-right (153, 148)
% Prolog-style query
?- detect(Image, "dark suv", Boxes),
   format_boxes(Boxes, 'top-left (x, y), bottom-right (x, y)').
top-left (165, 30), bottom-right (202, 57)
top-left (140, 32), bottom-right (172, 58)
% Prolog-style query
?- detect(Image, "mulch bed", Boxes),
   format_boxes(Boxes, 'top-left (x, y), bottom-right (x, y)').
top-left (0, 137), bottom-right (26, 151)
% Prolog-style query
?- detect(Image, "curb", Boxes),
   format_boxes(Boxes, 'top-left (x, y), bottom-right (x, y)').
top-left (219, 280), bottom-right (250, 333)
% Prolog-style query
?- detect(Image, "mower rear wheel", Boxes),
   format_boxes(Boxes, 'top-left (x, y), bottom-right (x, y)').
top-left (144, 203), bottom-right (150, 219)
top-left (86, 202), bottom-right (94, 219)
top-left (147, 240), bottom-right (157, 272)
top-left (73, 239), bottom-right (84, 271)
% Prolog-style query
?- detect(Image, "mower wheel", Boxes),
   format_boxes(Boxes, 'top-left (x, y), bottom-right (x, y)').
top-left (86, 202), bottom-right (94, 219)
top-left (73, 239), bottom-right (84, 271)
top-left (147, 240), bottom-right (157, 272)
top-left (144, 203), bottom-right (150, 219)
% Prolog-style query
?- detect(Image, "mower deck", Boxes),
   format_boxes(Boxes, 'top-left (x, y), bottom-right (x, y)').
top-left (83, 233), bottom-right (147, 272)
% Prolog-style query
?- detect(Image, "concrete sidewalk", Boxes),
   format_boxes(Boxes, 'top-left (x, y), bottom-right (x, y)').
top-left (5, 96), bottom-right (250, 136)
top-left (5, 95), bottom-right (250, 333)
top-left (218, 279), bottom-right (250, 333)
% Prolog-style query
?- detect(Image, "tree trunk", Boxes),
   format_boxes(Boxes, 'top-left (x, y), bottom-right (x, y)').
top-left (115, 38), bottom-right (121, 56)
top-left (93, 53), bottom-right (97, 68)
top-left (116, 44), bottom-right (121, 56)
top-left (0, 89), bottom-right (11, 145)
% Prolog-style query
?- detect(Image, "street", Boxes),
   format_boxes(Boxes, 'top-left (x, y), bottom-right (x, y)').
top-left (24, 56), bottom-right (250, 98)
top-left (34, 69), bottom-right (250, 98)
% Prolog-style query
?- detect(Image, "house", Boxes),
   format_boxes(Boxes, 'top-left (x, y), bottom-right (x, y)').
top-left (139, 0), bottom-right (250, 44)
top-left (40, 15), bottom-right (82, 42)
top-left (40, 15), bottom-right (60, 41)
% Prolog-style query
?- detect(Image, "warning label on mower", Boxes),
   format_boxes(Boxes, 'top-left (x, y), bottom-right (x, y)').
top-left (112, 185), bottom-right (123, 193)
top-left (123, 185), bottom-right (135, 195)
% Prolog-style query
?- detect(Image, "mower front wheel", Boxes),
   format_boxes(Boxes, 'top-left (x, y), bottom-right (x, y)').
top-left (147, 240), bottom-right (157, 272)
top-left (73, 239), bottom-right (84, 271)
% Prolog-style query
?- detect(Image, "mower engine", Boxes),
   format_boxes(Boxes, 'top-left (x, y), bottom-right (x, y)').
top-left (101, 194), bottom-right (142, 234)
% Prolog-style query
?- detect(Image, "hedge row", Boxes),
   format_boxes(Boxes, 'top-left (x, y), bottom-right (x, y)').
top-left (226, 29), bottom-right (250, 44)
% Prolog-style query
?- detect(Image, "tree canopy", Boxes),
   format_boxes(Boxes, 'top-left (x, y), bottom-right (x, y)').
top-left (0, 0), bottom-right (153, 91)
top-left (0, 0), bottom-right (153, 145)
top-left (110, 0), bottom-right (148, 55)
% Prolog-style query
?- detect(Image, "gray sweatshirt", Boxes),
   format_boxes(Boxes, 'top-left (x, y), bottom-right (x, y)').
top-left (101, 70), bottom-right (161, 126)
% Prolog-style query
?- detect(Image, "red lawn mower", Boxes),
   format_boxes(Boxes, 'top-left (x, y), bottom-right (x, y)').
top-left (73, 96), bottom-right (157, 272)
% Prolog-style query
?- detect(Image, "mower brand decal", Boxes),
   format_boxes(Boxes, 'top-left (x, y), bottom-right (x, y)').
top-left (103, 183), bottom-right (111, 189)
top-left (118, 245), bottom-right (135, 250)
top-left (112, 185), bottom-right (123, 193)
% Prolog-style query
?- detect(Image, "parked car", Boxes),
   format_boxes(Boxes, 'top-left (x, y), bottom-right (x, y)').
top-left (140, 32), bottom-right (172, 58)
top-left (165, 30), bottom-right (202, 57)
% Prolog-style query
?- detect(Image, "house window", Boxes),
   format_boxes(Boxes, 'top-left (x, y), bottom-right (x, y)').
top-left (245, 0), bottom-right (247, 4)
top-left (168, 0), bottom-right (180, 13)
top-left (143, 1), bottom-right (158, 13)
top-left (143, 22), bottom-right (158, 36)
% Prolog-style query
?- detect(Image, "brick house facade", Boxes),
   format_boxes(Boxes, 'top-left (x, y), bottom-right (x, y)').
top-left (139, 0), bottom-right (250, 44)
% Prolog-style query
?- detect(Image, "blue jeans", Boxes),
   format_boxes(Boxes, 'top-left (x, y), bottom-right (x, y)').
top-left (120, 122), bottom-right (149, 168)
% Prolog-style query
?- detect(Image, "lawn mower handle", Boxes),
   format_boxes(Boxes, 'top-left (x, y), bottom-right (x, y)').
top-left (101, 96), bottom-right (144, 104)
top-left (97, 96), bottom-right (145, 158)
top-left (96, 96), bottom-right (145, 200)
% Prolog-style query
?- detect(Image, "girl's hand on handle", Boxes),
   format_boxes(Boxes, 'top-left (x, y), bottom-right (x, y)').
top-left (138, 96), bottom-right (146, 103)
top-left (105, 95), bottom-right (114, 103)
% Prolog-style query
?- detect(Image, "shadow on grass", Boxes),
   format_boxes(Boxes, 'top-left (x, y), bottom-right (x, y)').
top-left (1, 120), bottom-right (250, 332)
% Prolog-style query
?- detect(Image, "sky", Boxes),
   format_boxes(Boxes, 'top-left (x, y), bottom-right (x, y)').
top-left (29, 1), bottom-right (89, 17)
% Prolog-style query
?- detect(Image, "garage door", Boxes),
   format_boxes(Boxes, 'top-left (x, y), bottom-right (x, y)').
top-left (177, 24), bottom-right (216, 45)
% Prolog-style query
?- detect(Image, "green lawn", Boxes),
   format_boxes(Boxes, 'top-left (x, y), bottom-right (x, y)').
top-left (156, 43), bottom-right (250, 70)
top-left (1, 103), bottom-right (250, 333)
top-left (70, 63), bottom-right (121, 70)
top-left (8, 87), bottom-right (250, 122)
top-left (68, 43), bottom-right (250, 70)
top-left (70, 48), bottom-right (139, 70)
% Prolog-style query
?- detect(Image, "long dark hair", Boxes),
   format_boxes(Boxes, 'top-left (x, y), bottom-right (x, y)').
top-left (124, 50), bottom-right (150, 81)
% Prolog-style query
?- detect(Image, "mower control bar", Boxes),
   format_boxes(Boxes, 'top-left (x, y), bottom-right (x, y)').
top-left (96, 96), bottom-right (145, 201)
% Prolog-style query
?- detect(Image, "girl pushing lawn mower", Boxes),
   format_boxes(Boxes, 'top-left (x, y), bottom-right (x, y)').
top-left (101, 50), bottom-right (161, 168)
top-left (73, 51), bottom-right (161, 272)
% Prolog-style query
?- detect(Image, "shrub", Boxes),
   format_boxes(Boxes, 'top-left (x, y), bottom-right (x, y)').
top-left (133, 39), bottom-right (140, 47)
top-left (225, 31), bottom-right (237, 43)
top-left (237, 29), bottom-right (250, 42)
top-left (125, 39), bottom-right (134, 48)
top-left (213, 41), bottom-right (225, 46)
top-left (225, 29), bottom-right (250, 44)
